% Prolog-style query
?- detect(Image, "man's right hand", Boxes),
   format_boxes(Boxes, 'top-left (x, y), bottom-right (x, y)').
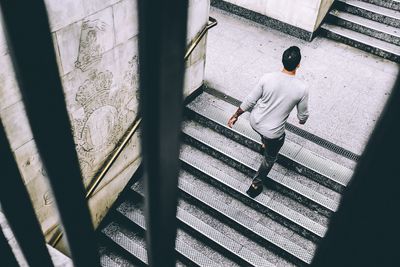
top-left (228, 116), bottom-right (238, 128)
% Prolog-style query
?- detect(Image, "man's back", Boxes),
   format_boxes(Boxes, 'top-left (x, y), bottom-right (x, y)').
top-left (240, 72), bottom-right (309, 139)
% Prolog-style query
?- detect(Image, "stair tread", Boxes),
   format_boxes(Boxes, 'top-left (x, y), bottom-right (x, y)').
top-left (178, 174), bottom-right (314, 264)
top-left (330, 9), bottom-right (400, 37)
top-left (99, 246), bottom-right (139, 267)
top-left (180, 144), bottom-right (328, 237)
top-left (186, 92), bottom-right (353, 188)
top-left (114, 205), bottom-right (223, 266)
top-left (119, 197), bottom-right (276, 267)
top-left (100, 254), bottom-right (120, 267)
top-left (322, 22), bottom-right (400, 54)
top-left (183, 120), bottom-right (342, 204)
top-left (181, 131), bottom-right (338, 214)
top-left (102, 223), bottom-right (148, 265)
top-left (182, 119), bottom-right (339, 212)
top-left (338, 0), bottom-right (400, 19)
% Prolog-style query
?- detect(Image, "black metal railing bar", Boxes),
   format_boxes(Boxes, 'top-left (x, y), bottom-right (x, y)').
top-left (0, 214), bottom-right (23, 267)
top-left (0, 121), bottom-right (54, 267)
top-left (0, 1), bottom-right (98, 266)
top-left (137, 0), bottom-right (188, 266)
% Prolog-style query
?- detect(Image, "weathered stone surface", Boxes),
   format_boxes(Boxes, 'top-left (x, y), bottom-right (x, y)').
top-left (188, 0), bottom-right (210, 41)
top-left (0, 12), bottom-right (7, 56)
top-left (56, 21), bottom-right (83, 75)
top-left (44, 0), bottom-right (85, 32)
top-left (82, 0), bottom-right (121, 17)
top-left (0, 102), bottom-right (33, 151)
top-left (186, 58), bottom-right (206, 97)
top-left (113, 0), bottom-right (139, 46)
top-left (14, 140), bottom-right (44, 185)
top-left (0, 54), bottom-right (20, 111)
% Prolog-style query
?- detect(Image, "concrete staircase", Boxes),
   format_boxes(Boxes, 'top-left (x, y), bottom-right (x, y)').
top-left (96, 91), bottom-right (355, 266)
top-left (321, 0), bottom-right (400, 62)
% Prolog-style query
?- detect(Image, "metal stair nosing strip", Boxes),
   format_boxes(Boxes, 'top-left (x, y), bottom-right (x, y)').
top-left (174, 176), bottom-right (315, 265)
top-left (182, 124), bottom-right (339, 215)
top-left (328, 10), bottom-right (400, 45)
top-left (179, 147), bottom-right (327, 241)
top-left (338, 0), bottom-right (400, 18)
top-left (336, 0), bottom-right (400, 27)
top-left (101, 224), bottom-right (148, 266)
top-left (185, 105), bottom-right (352, 193)
top-left (320, 23), bottom-right (400, 62)
top-left (115, 200), bottom-right (222, 267)
top-left (360, 0), bottom-right (400, 11)
top-left (128, 190), bottom-right (276, 267)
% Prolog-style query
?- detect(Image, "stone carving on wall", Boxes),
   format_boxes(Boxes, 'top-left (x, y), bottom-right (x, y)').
top-left (73, 69), bottom-right (119, 179)
top-left (43, 191), bottom-right (54, 206)
top-left (73, 55), bottom-right (140, 182)
top-left (75, 19), bottom-right (107, 72)
top-left (117, 55), bottom-right (140, 125)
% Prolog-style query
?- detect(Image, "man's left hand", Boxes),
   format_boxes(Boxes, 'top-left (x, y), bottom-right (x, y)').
top-left (228, 116), bottom-right (237, 128)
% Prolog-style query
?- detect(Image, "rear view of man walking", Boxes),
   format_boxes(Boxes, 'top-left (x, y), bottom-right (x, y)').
top-left (228, 46), bottom-right (309, 198)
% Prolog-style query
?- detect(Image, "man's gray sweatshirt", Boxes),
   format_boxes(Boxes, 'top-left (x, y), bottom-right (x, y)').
top-left (240, 72), bottom-right (309, 139)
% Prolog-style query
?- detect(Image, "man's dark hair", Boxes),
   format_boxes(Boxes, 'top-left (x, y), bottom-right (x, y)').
top-left (282, 46), bottom-right (301, 71)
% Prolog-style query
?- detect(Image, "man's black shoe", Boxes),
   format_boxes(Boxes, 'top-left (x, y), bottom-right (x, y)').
top-left (246, 183), bottom-right (263, 198)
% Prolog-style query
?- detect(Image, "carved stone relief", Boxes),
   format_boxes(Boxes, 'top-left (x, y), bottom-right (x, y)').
top-left (73, 52), bottom-right (140, 183)
top-left (117, 55), bottom-right (140, 125)
top-left (75, 19), bottom-right (107, 71)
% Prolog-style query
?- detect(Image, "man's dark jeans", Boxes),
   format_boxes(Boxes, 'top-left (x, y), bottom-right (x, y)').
top-left (252, 133), bottom-right (285, 185)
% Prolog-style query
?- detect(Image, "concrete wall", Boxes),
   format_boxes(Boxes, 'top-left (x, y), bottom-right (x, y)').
top-left (315, 0), bottom-right (335, 31)
top-left (0, 0), bottom-right (210, 253)
top-left (220, 0), bottom-right (334, 33)
top-left (186, 0), bottom-right (211, 98)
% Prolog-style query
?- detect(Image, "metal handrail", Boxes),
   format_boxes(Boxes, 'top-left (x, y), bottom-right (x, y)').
top-left (85, 118), bottom-right (142, 199)
top-left (49, 118), bottom-right (142, 247)
top-left (184, 17), bottom-right (217, 60)
top-left (50, 16), bottom-right (217, 248)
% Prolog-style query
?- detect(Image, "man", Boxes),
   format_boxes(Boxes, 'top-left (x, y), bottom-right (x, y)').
top-left (227, 46), bottom-right (309, 198)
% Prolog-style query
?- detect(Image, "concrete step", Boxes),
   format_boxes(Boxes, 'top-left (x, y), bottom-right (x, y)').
top-left (97, 91), bottom-right (350, 266)
top-left (101, 222), bottom-right (148, 266)
top-left (329, 9), bottom-right (400, 45)
top-left (126, 188), bottom-right (280, 267)
top-left (203, 85), bottom-right (359, 169)
top-left (359, 0), bottom-right (400, 11)
top-left (179, 141), bottom-right (329, 241)
top-left (103, 213), bottom-right (224, 266)
top-left (321, 22), bottom-right (400, 62)
top-left (336, 0), bottom-right (400, 27)
top-left (173, 171), bottom-right (316, 265)
top-left (185, 92), bottom-right (353, 193)
top-left (100, 255), bottom-right (120, 267)
top-left (99, 246), bottom-right (140, 267)
top-left (182, 123), bottom-right (339, 217)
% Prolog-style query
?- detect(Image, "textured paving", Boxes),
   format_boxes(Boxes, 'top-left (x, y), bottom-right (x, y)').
top-left (205, 7), bottom-right (399, 155)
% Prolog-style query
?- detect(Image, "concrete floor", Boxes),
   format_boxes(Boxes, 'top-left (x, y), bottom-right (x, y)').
top-left (205, 7), bottom-right (399, 155)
